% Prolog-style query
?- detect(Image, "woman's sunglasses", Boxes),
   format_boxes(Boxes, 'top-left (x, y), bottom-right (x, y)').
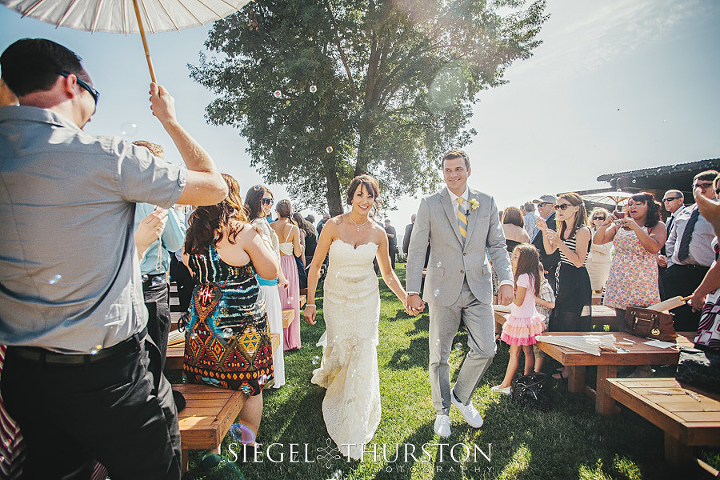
top-left (554, 203), bottom-right (573, 211)
top-left (261, 198), bottom-right (274, 206)
top-left (593, 216), bottom-right (606, 221)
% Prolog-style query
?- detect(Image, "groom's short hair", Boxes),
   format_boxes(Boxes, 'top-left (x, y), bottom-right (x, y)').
top-left (442, 149), bottom-right (470, 170)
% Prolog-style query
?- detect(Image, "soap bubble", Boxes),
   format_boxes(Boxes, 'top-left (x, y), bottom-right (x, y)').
top-left (436, 262), bottom-right (442, 268)
top-left (454, 342), bottom-right (463, 351)
top-left (326, 146), bottom-right (333, 153)
top-left (273, 90), bottom-right (282, 98)
top-left (121, 122), bottom-right (138, 136)
top-left (141, 274), bottom-right (149, 282)
top-left (230, 421), bottom-right (257, 444)
top-left (47, 274), bottom-right (62, 284)
top-left (222, 328), bottom-right (233, 339)
top-left (150, 276), bottom-right (164, 287)
top-left (312, 355), bottom-right (320, 365)
top-left (433, 289), bottom-right (440, 297)
top-left (90, 344), bottom-right (102, 355)
top-left (331, 469), bottom-right (343, 479)
top-left (435, 339), bottom-right (440, 346)
top-left (258, 374), bottom-right (267, 386)
top-left (309, 84), bottom-right (318, 93)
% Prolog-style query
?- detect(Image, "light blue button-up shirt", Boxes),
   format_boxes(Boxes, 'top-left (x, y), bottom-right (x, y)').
top-left (134, 204), bottom-right (186, 275)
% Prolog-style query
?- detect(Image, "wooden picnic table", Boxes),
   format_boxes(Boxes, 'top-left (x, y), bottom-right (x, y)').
top-left (494, 304), bottom-right (618, 330)
top-left (536, 331), bottom-right (695, 416)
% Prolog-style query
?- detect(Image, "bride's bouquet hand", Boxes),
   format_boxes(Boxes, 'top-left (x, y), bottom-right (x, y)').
top-left (304, 305), bottom-right (317, 325)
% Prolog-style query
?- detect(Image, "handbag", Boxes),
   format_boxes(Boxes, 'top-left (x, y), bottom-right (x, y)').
top-left (511, 373), bottom-right (551, 411)
top-left (624, 307), bottom-right (676, 341)
top-left (295, 254), bottom-right (308, 290)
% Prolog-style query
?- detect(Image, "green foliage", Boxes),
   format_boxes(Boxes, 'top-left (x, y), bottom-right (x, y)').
top-left (190, 0), bottom-right (548, 214)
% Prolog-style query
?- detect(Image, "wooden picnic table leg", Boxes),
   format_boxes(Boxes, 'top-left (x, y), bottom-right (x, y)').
top-left (664, 432), bottom-right (694, 467)
top-left (182, 449), bottom-right (189, 473)
top-left (567, 366), bottom-right (585, 394)
top-left (595, 364), bottom-right (620, 416)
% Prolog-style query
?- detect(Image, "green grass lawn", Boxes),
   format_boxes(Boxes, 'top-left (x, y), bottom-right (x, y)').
top-left (182, 264), bottom-right (719, 480)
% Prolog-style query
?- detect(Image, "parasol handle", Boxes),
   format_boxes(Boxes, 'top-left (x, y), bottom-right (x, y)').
top-left (132, 0), bottom-right (157, 84)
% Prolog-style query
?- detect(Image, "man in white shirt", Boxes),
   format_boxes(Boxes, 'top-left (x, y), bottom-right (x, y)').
top-left (662, 171), bottom-right (718, 331)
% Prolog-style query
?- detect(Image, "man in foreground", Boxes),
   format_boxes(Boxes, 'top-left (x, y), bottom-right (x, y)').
top-left (0, 38), bottom-right (226, 479)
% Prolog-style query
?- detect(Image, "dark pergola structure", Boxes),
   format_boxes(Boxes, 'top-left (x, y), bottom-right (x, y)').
top-left (568, 158), bottom-right (720, 215)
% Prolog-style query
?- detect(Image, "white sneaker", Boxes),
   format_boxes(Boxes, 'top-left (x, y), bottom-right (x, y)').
top-left (450, 388), bottom-right (484, 428)
top-left (491, 385), bottom-right (512, 395)
top-left (433, 414), bottom-right (451, 438)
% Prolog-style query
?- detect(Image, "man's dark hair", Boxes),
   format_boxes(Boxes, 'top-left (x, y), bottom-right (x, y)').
top-left (442, 149), bottom-right (470, 170)
top-left (0, 38), bottom-right (87, 97)
top-left (694, 170), bottom-right (719, 183)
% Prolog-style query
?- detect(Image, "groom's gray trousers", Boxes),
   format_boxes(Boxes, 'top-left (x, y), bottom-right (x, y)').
top-left (429, 278), bottom-right (495, 416)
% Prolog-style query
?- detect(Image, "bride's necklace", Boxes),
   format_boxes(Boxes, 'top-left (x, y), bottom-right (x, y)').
top-left (348, 213), bottom-right (369, 232)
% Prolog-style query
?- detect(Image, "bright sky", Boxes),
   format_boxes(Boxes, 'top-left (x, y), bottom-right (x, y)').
top-left (2, 0), bottom-right (719, 242)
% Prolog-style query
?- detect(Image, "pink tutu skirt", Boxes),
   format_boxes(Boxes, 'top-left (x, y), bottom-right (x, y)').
top-left (501, 313), bottom-right (545, 346)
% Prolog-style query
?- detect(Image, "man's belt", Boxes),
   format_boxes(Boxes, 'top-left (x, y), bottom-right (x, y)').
top-left (7, 327), bottom-right (147, 365)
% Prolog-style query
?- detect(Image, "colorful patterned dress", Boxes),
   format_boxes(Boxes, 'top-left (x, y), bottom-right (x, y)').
top-left (603, 226), bottom-right (660, 309)
top-left (183, 244), bottom-right (273, 395)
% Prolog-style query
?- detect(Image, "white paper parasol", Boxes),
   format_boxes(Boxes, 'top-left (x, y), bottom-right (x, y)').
top-left (536, 334), bottom-right (617, 356)
top-left (1, 0), bottom-right (252, 82)
top-left (579, 191), bottom-right (633, 209)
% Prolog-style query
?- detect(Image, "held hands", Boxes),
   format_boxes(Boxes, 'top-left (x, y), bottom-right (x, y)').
top-left (405, 294), bottom-right (425, 316)
top-left (497, 284), bottom-right (514, 306)
top-left (149, 83), bottom-right (177, 127)
top-left (303, 305), bottom-right (317, 325)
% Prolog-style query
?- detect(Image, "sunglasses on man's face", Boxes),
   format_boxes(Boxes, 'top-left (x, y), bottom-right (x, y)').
top-left (538, 202), bottom-right (551, 207)
top-left (261, 198), bottom-right (274, 206)
top-left (554, 203), bottom-right (572, 211)
top-left (662, 196), bottom-right (680, 202)
top-left (694, 182), bottom-right (713, 190)
top-left (57, 71), bottom-right (99, 107)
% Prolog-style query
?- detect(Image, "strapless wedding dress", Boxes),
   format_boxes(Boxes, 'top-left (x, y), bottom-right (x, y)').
top-left (311, 239), bottom-right (381, 460)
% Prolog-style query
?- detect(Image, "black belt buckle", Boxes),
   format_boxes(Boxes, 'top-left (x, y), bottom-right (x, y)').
top-left (142, 273), bottom-right (167, 287)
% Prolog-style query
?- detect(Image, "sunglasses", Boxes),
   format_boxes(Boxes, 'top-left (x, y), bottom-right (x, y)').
top-left (694, 182), bottom-right (713, 190)
top-left (592, 216), bottom-right (606, 221)
top-left (662, 196), bottom-right (680, 202)
top-left (261, 198), bottom-right (274, 206)
top-left (537, 202), bottom-right (552, 207)
top-left (554, 203), bottom-right (573, 211)
top-left (58, 71), bottom-right (99, 106)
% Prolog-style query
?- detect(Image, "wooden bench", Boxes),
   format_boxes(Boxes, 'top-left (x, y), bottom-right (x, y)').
top-left (281, 294), bottom-right (307, 328)
top-left (174, 383), bottom-right (246, 473)
top-left (607, 377), bottom-right (720, 469)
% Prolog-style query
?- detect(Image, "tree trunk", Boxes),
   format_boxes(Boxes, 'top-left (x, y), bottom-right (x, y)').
top-left (325, 164), bottom-right (344, 217)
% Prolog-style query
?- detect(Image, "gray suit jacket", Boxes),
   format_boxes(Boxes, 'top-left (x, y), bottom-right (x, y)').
top-left (406, 187), bottom-right (512, 306)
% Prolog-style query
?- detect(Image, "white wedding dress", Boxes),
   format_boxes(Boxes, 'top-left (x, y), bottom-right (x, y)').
top-left (311, 239), bottom-right (381, 460)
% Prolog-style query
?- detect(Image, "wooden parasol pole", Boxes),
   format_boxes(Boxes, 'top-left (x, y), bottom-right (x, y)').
top-left (132, 0), bottom-right (157, 84)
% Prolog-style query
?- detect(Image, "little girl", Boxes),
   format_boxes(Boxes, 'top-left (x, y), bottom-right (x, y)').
top-left (492, 244), bottom-right (546, 395)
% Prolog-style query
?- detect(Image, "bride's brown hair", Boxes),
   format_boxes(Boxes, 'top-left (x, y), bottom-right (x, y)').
top-left (345, 174), bottom-right (381, 217)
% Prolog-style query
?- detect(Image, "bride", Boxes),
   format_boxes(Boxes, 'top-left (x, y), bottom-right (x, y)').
top-left (304, 174), bottom-right (419, 459)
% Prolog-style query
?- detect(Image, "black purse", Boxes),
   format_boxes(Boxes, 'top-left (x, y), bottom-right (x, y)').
top-left (512, 373), bottom-right (551, 411)
top-left (295, 254), bottom-right (308, 290)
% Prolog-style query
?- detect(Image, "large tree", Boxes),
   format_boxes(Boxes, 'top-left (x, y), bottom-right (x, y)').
top-left (191, 0), bottom-right (547, 215)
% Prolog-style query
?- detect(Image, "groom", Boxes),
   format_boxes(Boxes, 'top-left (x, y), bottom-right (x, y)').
top-left (406, 149), bottom-right (513, 437)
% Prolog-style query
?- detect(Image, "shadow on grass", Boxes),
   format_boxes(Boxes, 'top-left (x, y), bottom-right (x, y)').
top-left (386, 335), bottom-right (428, 371)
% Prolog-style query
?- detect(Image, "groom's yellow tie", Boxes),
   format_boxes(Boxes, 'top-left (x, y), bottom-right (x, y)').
top-left (457, 197), bottom-right (467, 241)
